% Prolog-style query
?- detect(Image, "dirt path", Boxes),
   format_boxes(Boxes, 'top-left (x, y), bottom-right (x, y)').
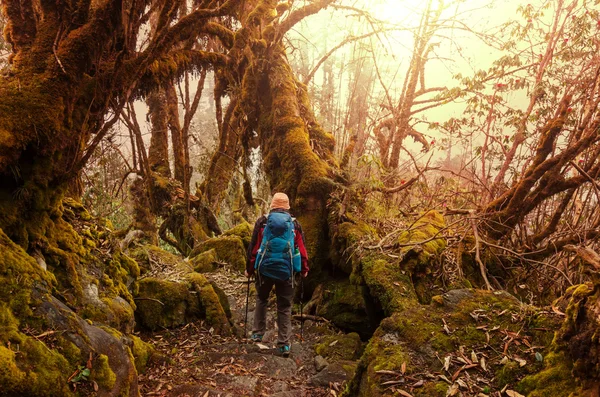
top-left (137, 269), bottom-right (352, 397)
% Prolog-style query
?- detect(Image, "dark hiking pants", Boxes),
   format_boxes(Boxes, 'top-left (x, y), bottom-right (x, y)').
top-left (252, 275), bottom-right (293, 347)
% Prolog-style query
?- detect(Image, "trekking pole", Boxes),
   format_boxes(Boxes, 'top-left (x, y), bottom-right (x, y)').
top-left (300, 276), bottom-right (304, 341)
top-left (244, 275), bottom-right (251, 341)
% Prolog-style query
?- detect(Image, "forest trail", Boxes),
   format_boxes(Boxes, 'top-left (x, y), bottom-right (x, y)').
top-left (137, 269), bottom-right (352, 397)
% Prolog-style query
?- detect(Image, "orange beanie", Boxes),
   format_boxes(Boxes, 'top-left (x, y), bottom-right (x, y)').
top-left (270, 192), bottom-right (290, 210)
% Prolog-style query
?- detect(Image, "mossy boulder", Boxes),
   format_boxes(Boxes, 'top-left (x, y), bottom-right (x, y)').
top-left (33, 292), bottom-right (138, 396)
top-left (129, 244), bottom-right (189, 275)
top-left (315, 332), bottom-right (364, 362)
top-left (344, 289), bottom-right (559, 397)
top-left (134, 274), bottom-right (231, 334)
top-left (223, 221), bottom-right (252, 248)
top-left (191, 248), bottom-right (218, 273)
top-left (189, 235), bottom-right (246, 272)
top-left (0, 205), bottom-right (142, 396)
top-left (134, 278), bottom-right (197, 330)
top-left (130, 335), bottom-right (155, 374)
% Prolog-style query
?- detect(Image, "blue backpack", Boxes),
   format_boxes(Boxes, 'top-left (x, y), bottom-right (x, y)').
top-left (254, 212), bottom-right (302, 281)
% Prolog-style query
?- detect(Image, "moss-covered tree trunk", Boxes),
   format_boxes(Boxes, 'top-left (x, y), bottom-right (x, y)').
top-left (201, 0), bottom-right (338, 274)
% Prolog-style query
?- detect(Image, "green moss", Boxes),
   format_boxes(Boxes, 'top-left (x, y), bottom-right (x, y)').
top-left (130, 335), bottom-right (154, 374)
top-left (518, 351), bottom-right (578, 396)
top-left (191, 249), bottom-right (218, 273)
top-left (315, 333), bottom-right (363, 361)
top-left (396, 210), bottom-right (446, 264)
top-left (316, 280), bottom-right (373, 338)
top-left (209, 280), bottom-right (232, 319)
top-left (223, 222), bottom-right (252, 248)
top-left (135, 278), bottom-right (195, 330)
top-left (497, 361), bottom-right (520, 387)
top-left (0, 346), bottom-right (26, 393)
top-left (91, 354), bottom-right (117, 390)
top-left (189, 236), bottom-right (246, 272)
top-left (415, 382), bottom-right (448, 396)
top-left (332, 222), bottom-right (377, 275)
top-left (135, 274), bottom-right (231, 334)
top-left (187, 273), bottom-right (231, 335)
top-left (0, 228), bottom-right (54, 320)
top-left (346, 289), bottom-right (559, 396)
top-left (0, 336), bottom-right (73, 395)
top-left (361, 257), bottom-right (418, 315)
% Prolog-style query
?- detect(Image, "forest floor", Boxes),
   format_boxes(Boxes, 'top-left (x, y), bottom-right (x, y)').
top-left (137, 268), bottom-right (351, 397)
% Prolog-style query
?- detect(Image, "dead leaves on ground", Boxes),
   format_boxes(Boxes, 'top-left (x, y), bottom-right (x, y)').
top-left (376, 306), bottom-right (551, 396)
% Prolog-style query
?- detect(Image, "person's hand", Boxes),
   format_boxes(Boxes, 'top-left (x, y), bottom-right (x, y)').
top-left (245, 270), bottom-right (254, 278)
top-left (301, 271), bottom-right (308, 278)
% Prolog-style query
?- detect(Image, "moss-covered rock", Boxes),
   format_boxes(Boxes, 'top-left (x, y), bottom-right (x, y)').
top-left (0, 205), bottom-right (141, 396)
top-left (517, 351), bottom-right (579, 396)
top-left (135, 277), bottom-right (198, 330)
top-left (514, 282), bottom-right (599, 397)
top-left (134, 274), bottom-right (232, 334)
top-left (189, 235), bottom-right (246, 272)
top-left (344, 289), bottom-right (559, 397)
top-left (130, 244), bottom-right (189, 275)
top-left (187, 273), bottom-right (232, 335)
top-left (130, 335), bottom-right (155, 374)
top-left (315, 332), bottom-right (364, 362)
top-left (191, 248), bottom-right (218, 273)
top-left (223, 221), bottom-right (252, 248)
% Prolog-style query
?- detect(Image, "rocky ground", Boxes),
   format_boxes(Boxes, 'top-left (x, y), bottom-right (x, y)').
top-left (137, 268), bottom-right (356, 397)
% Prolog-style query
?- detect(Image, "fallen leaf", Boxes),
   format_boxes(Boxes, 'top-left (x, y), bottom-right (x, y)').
top-left (397, 390), bottom-right (413, 397)
top-left (480, 357), bottom-right (487, 371)
top-left (514, 357), bottom-right (527, 367)
top-left (471, 351), bottom-right (477, 363)
top-left (446, 383), bottom-right (460, 396)
top-left (381, 380), bottom-right (405, 386)
top-left (329, 340), bottom-right (339, 347)
top-left (376, 370), bottom-right (401, 376)
top-left (401, 362), bottom-right (406, 374)
top-left (256, 343), bottom-right (270, 350)
top-left (444, 356), bottom-right (452, 372)
top-left (506, 391), bottom-right (525, 397)
top-left (202, 391), bottom-right (209, 397)
top-left (438, 374), bottom-right (452, 384)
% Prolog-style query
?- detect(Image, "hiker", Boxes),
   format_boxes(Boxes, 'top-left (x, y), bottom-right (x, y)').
top-left (245, 192), bottom-right (309, 357)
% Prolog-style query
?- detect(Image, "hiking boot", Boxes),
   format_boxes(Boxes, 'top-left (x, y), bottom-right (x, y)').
top-left (250, 333), bottom-right (263, 342)
top-left (278, 345), bottom-right (290, 358)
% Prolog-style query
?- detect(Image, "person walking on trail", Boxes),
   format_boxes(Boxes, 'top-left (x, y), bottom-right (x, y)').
top-left (245, 192), bottom-right (309, 357)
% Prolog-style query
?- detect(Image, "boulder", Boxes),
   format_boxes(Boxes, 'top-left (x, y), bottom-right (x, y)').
top-left (134, 273), bottom-right (231, 334)
top-left (190, 235), bottom-right (246, 272)
top-left (315, 332), bottom-right (363, 362)
top-left (314, 355), bottom-right (328, 372)
top-left (223, 221), bottom-right (253, 248)
top-left (191, 248), bottom-right (218, 273)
